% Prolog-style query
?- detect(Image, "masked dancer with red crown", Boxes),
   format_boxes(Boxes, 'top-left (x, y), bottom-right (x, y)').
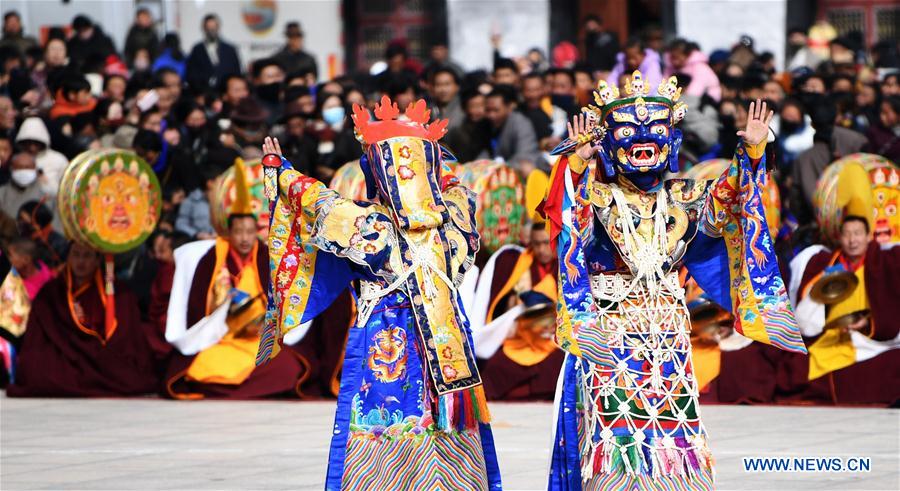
top-left (256, 96), bottom-right (501, 490)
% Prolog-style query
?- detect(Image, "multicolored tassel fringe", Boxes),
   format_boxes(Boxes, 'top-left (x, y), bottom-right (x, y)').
top-left (435, 385), bottom-right (491, 432)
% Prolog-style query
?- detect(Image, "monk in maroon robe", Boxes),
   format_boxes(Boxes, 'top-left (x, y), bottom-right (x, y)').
top-left (779, 216), bottom-right (900, 406)
top-left (7, 242), bottom-right (158, 397)
top-left (480, 301), bottom-right (565, 401)
top-left (698, 341), bottom-right (786, 404)
top-left (477, 223), bottom-right (564, 400)
top-left (163, 214), bottom-right (309, 399)
top-left (145, 259), bottom-right (176, 360)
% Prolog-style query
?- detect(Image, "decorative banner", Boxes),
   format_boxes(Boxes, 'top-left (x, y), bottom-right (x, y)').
top-left (210, 158), bottom-right (270, 240)
top-left (683, 158), bottom-right (781, 238)
top-left (814, 153), bottom-right (899, 245)
top-left (330, 160), bottom-right (368, 201)
top-left (58, 149), bottom-right (161, 254)
top-left (454, 160), bottom-right (525, 253)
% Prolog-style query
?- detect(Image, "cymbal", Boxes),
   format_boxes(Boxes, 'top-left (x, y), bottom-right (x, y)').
top-left (824, 309), bottom-right (870, 331)
top-left (688, 297), bottom-right (727, 321)
top-left (809, 271), bottom-right (859, 305)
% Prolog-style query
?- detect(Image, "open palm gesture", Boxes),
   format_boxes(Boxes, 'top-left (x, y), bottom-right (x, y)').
top-left (567, 114), bottom-right (600, 161)
top-left (737, 98), bottom-right (774, 146)
top-left (263, 136), bottom-right (283, 157)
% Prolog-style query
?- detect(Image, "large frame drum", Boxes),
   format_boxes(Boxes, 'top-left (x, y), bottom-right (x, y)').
top-left (58, 149), bottom-right (161, 253)
top-left (814, 153), bottom-right (899, 245)
top-left (453, 160), bottom-right (525, 253)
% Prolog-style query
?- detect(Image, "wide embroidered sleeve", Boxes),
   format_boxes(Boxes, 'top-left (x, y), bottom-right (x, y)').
top-left (695, 140), bottom-right (807, 354)
top-left (541, 154), bottom-right (597, 357)
top-left (257, 159), bottom-right (394, 365)
top-left (440, 183), bottom-right (480, 285)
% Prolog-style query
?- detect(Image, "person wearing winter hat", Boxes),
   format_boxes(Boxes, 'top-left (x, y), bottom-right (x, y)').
top-left (14, 117), bottom-right (68, 196)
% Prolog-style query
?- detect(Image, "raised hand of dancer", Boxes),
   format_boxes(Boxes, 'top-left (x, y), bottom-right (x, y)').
top-left (262, 136), bottom-right (283, 157)
top-left (567, 113), bottom-right (601, 161)
top-left (737, 98), bottom-right (774, 146)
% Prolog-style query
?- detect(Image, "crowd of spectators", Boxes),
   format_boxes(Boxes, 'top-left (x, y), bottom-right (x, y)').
top-left (0, 8), bottom-right (898, 377)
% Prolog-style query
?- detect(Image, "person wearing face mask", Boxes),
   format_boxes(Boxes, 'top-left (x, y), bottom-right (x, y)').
top-left (186, 14), bottom-right (241, 93)
top-left (776, 98), bottom-right (815, 170)
top-left (547, 67), bottom-right (579, 118)
top-left (792, 96), bottom-right (867, 222)
top-left (14, 117), bottom-right (68, 196)
top-left (313, 93), bottom-right (361, 179)
top-left (0, 154), bottom-right (49, 227)
top-left (251, 58), bottom-right (285, 124)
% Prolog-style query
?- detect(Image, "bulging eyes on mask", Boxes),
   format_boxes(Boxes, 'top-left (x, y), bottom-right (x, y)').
top-left (323, 106), bottom-right (346, 126)
top-left (597, 101), bottom-right (681, 177)
top-left (11, 168), bottom-right (38, 187)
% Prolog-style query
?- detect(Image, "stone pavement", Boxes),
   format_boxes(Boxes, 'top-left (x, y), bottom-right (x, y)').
top-left (1, 395), bottom-right (897, 490)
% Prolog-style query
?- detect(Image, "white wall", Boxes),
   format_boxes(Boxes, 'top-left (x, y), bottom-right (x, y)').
top-left (172, 0), bottom-right (343, 78)
top-left (5, 0), bottom-right (133, 51)
top-left (676, 0), bottom-right (786, 69)
top-left (448, 0), bottom-right (549, 72)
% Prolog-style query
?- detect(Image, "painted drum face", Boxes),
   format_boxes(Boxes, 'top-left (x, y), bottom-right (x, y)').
top-left (58, 149), bottom-right (161, 253)
top-left (90, 171), bottom-right (149, 240)
top-left (454, 160), bottom-right (525, 253)
top-left (871, 165), bottom-right (900, 244)
top-left (814, 153), bottom-right (900, 245)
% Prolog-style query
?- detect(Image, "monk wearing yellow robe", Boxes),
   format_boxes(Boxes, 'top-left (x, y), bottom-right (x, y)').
top-left (472, 223), bottom-right (564, 400)
top-left (788, 215), bottom-right (900, 406)
top-left (163, 214), bottom-right (309, 399)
